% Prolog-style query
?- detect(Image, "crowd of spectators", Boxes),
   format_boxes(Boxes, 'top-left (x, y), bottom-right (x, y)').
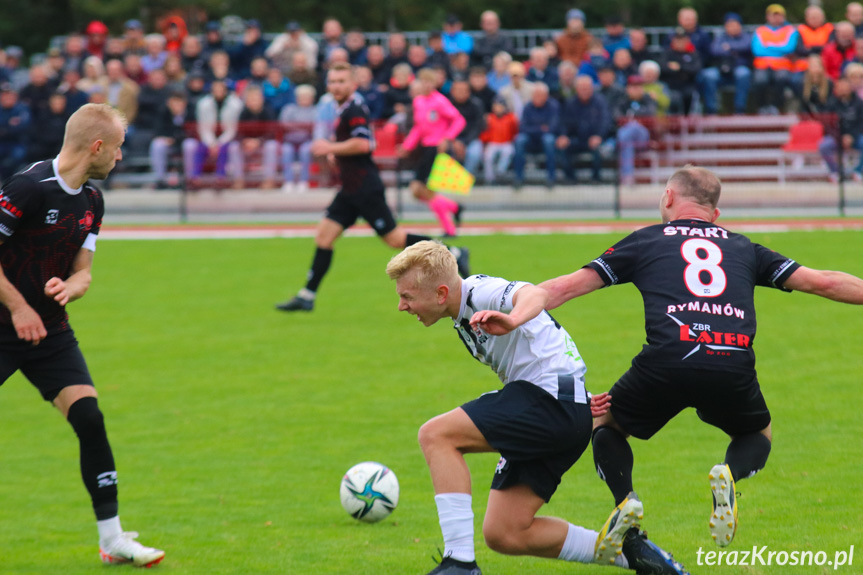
top-left (2, 3), bottom-right (863, 187)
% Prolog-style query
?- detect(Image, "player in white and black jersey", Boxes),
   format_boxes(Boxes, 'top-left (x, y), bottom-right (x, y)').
top-left (276, 63), bottom-right (469, 313)
top-left (0, 104), bottom-right (164, 567)
top-left (536, 166), bottom-right (863, 553)
top-left (386, 241), bottom-right (689, 575)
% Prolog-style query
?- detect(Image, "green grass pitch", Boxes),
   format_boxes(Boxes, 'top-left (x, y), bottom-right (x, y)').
top-left (0, 230), bottom-right (860, 574)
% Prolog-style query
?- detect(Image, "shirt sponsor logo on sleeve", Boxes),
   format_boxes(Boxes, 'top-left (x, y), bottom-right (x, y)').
top-left (0, 193), bottom-right (23, 219)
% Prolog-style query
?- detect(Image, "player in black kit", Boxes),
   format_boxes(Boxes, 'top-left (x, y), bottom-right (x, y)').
top-left (0, 104), bottom-right (164, 567)
top-left (276, 62), bottom-right (469, 312)
top-left (527, 166), bottom-right (863, 557)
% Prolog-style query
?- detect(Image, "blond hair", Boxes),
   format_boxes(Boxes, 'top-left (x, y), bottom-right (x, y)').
top-left (63, 103), bottom-right (127, 152)
top-left (667, 165), bottom-right (722, 209)
top-left (386, 241), bottom-right (458, 288)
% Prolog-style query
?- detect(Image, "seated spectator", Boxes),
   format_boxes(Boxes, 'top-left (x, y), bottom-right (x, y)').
top-left (316, 18), bottom-right (345, 73)
top-left (183, 79), bottom-right (244, 183)
top-left (206, 50), bottom-right (234, 88)
top-left (752, 4), bottom-right (800, 114)
top-left (556, 75), bottom-right (610, 182)
top-left (842, 38), bottom-right (863, 75)
top-left (578, 38), bottom-right (611, 82)
top-left (554, 60), bottom-right (579, 102)
top-left (202, 21), bottom-right (225, 64)
top-left (21, 65), bottom-right (58, 125)
top-left (823, 22), bottom-right (857, 81)
top-left (149, 92), bottom-right (192, 188)
top-left (701, 12), bottom-right (752, 114)
top-left (345, 29), bottom-right (368, 65)
top-left (235, 56), bottom-right (270, 96)
top-left (164, 54), bottom-right (188, 93)
top-left (469, 66), bottom-right (496, 112)
top-left (473, 10), bottom-right (513, 69)
top-left (447, 79), bottom-right (486, 176)
top-left (449, 51), bottom-right (471, 83)
top-left (498, 61), bottom-right (535, 120)
top-left (544, 40), bottom-right (562, 70)
top-left (279, 84), bottom-right (317, 191)
top-left (162, 17), bottom-right (188, 54)
top-left (659, 28), bottom-right (702, 115)
top-left (185, 70), bottom-right (207, 108)
top-left (597, 64), bottom-right (626, 112)
top-left (639, 60), bottom-right (672, 116)
top-left (85, 20), bottom-right (108, 60)
top-left (408, 45), bottom-right (429, 74)
top-left (526, 47), bottom-right (560, 94)
top-left (0, 84), bottom-right (30, 181)
top-left (230, 85), bottom-right (279, 189)
top-left (442, 14), bottom-right (473, 55)
top-left (615, 75), bottom-right (657, 185)
top-left (76, 56), bottom-right (106, 95)
top-left (557, 9), bottom-right (592, 66)
top-left (799, 54), bottom-right (832, 115)
top-left (819, 77), bottom-right (863, 181)
top-left (63, 35), bottom-right (87, 76)
top-left (4, 47), bottom-right (30, 92)
top-left (44, 47), bottom-right (67, 84)
top-left (99, 59), bottom-right (140, 125)
top-left (382, 63), bottom-right (413, 119)
top-left (676, 7), bottom-right (711, 67)
top-left (612, 48), bottom-right (637, 86)
top-left (287, 52), bottom-right (318, 88)
top-left (512, 82), bottom-right (559, 188)
top-left (367, 44), bottom-right (388, 87)
top-left (381, 32), bottom-right (409, 84)
top-left (479, 96), bottom-right (518, 184)
top-left (629, 28), bottom-right (653, 68)
top-left (230, 19), bottom-right (268, 80)
top-left (486, 51), bottom-right (512, 93)
top-left (602, 16), bottom-right (630, 55)
top-left (427, 31), bottom-right (451, 74)
top-left (104, 38), bottom-right (127, 64)
top-left (846, 62), bottom-right (863, 100)
top-left (57, 69), bottom-right (89, 113)
top-left (797, 5), bottom-right (833, 63)
top-left (266, 21), bottom-right (319, 74)
top-left (124, 53), bottom-right (148, 85)
top-left (355, 65), bottom-right (383, 120)
top-left (133, 68), bottom-right (171, 151)
top-left (848, 2), bottom-right (863, 37)
top-left (123, 19), bottom-right (147, 56)
top-left (141, 34), bottom-right (168, 74)
top-left (263, 66), bottom-right (294, 113)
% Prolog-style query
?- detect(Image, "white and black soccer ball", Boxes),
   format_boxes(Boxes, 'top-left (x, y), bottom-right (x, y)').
top-left (340, 462), bottom-right (399, 523)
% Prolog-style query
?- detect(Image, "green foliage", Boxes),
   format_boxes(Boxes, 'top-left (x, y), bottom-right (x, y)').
top-left (0, 230), bottom-right (861, 573)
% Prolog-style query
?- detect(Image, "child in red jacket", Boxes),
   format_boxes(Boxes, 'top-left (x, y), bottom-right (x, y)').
top-left (479, 97), bottom-right (519, 184)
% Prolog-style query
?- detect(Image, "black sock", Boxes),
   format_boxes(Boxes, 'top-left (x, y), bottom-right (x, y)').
top-left (405, 233), bottom-right (432, 247)
top-left (725, 433), bottom-right (771, 481)
top-left (592, 426), bottom-right (634, 506)
top-left (304, 247), bottom-right (333, 293)
top-left (67, 397), bottom-right (119, 521)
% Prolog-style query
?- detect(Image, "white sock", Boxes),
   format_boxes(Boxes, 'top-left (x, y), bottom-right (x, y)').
top-left (298, 288), bottom-right (316, 300)
top-left (435, 493), bottom-right (475, 562)
top-left (557, 523), bottom-right (621, 566)
top-left (97, 516), bottom-right (122, 544)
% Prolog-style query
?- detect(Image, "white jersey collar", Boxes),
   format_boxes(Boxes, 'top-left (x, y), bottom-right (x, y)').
top-left (52, 157), bottom-right (84, 196)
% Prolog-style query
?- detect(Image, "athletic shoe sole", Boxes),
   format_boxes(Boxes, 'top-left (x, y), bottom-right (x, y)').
top-left (595, 492), bottom-right (644, 566)
top-left (100, 549), bottom-right (166, 568)
top-left (709, 463), bottom-right (738, 547)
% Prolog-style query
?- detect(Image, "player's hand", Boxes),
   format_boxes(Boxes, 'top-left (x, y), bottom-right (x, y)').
top-left (45, 277), bottom-right (71, 306)
top-left (590, 392), bottom-right (611, 418)
top-left (310, 139), bottom-right (332, 157)
top-left (11, 304), bottom-right (46, 345)
top-left (469, 310), bottom-right (517, 336)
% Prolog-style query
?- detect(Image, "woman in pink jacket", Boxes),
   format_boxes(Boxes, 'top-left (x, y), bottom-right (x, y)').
top-left (399, 68), bottom-right (466, 236)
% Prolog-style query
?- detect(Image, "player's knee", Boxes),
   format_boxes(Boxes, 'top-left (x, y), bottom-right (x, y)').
top-left (417, 418), bottom-right (449, 453)
top-left (66, 396), bottom-right (106, 439)
top-left (482, 522), bottom-right (523, 555)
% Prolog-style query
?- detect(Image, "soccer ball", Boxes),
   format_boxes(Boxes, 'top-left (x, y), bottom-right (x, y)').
top-left (340, 462), bottom-right (399, 523)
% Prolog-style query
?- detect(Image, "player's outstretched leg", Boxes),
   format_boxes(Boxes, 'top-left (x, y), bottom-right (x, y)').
top-left (594, 491), bottom-right (644, 566)
top-left (621, 528), bottom-right (690, 575)
top-left (708, 463), bottom-right (738, 547)
top-left (100, 531), bottom-right (165, 567)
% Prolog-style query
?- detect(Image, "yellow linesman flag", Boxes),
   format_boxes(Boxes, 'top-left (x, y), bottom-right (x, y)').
top-left (427, 153), bottom-right (474, 195)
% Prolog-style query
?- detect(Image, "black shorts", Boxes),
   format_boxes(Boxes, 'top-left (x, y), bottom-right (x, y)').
top-left (608, 359), bottom-right (771, 440)
top-left (0, 329), bottom-right (94, 402)
top-left (324, 187), bottom-right (397, 236)
top-left (461, 380), bottom-right (592, 502)
top-left (411, 146), bottom-right (438, 184)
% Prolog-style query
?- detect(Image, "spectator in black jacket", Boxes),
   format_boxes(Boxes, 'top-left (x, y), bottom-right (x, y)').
top-left (818, 77), bottom-right (863, 181)
top-left (448, 79), bottom-right (486, 176)
top-left (28, 91), bottom-right (68, 161)
top-left (598, 65), bottom-right (626, 113)
top-left (557, 75), bottom-right (611, 182)
top-left (472, 10), bottom-right (513, 68)
top-left (468, 67), bottom-right (496, 112)
top-left (676, 7), bottom-right (712, 67)
top-left (427, 31), bottom-right (451, 75)
top-left (230, 20), bottom-right (268, 80)
top-left (629, 28), bottom-right (653, 69)
top-left (381, 33), bottom-right (409, 84)
top-left (659, 28), bottom-right (702, 115)
top-left (149, 92), bottom-right (192, 188)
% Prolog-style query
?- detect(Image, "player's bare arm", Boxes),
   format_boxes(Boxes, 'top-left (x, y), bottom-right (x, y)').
top-left (311, 137), bottom-right (370, 157)
top-left (470, 284), bottom-right (548, 336)
top-left (45, 248), bottom-right (94, 307)
top-left (0, 240), bottom-right (47, 344)
top-left (538, 267), bottom-right (606, 310)
top-left (783, 266), bottom-right (863, 304)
